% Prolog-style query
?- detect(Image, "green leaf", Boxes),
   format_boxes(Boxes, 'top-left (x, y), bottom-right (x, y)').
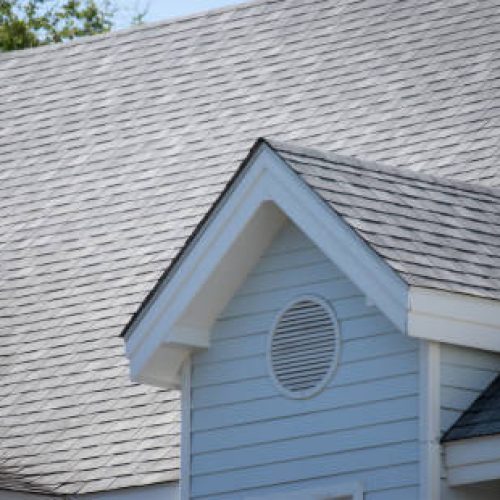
top-left (0, 0), bottom-right (136, 52)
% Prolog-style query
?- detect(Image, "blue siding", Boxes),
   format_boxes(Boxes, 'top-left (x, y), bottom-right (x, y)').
top-left (190, 222), bottom-right (419, 499)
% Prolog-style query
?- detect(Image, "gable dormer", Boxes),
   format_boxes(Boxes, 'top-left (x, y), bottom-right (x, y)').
top-left (123, 139), bottom-right (500, 499)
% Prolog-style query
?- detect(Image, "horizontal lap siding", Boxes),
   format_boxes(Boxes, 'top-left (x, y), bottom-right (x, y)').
top-left (190, 223), bottom-right (419, 499)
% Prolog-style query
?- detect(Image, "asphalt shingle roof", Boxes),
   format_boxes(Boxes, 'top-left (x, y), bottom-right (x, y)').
top-left (1, 0), bottom-right (500, 494)
top-left (268, 139), bottom-right (500, 300)
top-left (442, 374), bottom-right (500, 442)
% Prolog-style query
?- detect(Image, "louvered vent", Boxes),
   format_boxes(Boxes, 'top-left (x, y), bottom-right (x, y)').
top-left (269, 297), bottom-right (339, 398)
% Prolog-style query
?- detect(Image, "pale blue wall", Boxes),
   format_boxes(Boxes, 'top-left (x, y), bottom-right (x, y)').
top-left (190, 222), bottom-right (420, 499)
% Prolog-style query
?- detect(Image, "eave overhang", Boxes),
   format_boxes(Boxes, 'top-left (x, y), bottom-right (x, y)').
top-left (408, 287), bottom-right (500, 353)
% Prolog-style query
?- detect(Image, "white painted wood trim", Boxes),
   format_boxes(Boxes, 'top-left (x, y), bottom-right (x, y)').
top-left (125, 143), bottom-right (408, 388)
top-left (180, 359), bottom-right (191, 500)
top-left (244, 481), bottom-right (363, 499)
top-left (445, 434), bottom-right (500, 486)
top-left (419, 340), bottom-right (441, 500)
top-left (409, 287), bottom-right (500, 352)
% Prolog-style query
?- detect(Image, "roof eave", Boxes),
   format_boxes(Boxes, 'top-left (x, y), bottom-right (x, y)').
top-left (408, 286), bottom-right (500, 353)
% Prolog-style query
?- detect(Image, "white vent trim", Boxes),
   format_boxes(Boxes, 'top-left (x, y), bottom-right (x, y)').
top-left (268, 295), bottom-right (340, 399)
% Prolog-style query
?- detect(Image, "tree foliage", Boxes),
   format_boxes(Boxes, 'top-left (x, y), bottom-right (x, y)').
top-left (0, 0), bottom-right (116, 51)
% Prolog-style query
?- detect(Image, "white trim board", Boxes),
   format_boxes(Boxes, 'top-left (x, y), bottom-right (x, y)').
top-left (445, 434), bottom-right (500, 486)
top-left (419, 341), bottom-right (441, 500)
top-left (408, 287), bottom-right (500, 353)
top-left (125, 142), bottom-right (408, 388)
top-left (180, 359), bottom-right (191, 500)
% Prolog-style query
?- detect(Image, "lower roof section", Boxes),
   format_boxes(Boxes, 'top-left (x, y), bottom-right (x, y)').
top-left (269, 140), bottom-right (500, 302)
top-left (443, 374), bottom-right (500, 443)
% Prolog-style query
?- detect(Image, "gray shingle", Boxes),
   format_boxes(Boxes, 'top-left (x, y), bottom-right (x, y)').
top-left (268, 139), bottom-right (500, 300)
top-left (1, 0), bottom-right (500, 494)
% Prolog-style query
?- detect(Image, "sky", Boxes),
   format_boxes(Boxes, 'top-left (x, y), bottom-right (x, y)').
top-left (114, 0), bottom-right (248, 29)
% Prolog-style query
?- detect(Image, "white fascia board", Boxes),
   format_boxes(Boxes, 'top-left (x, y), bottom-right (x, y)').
top-left (180, 359), bottom-right (191, 500)
top-left (125, 144), bottom-right (408, 388)
top-left (445, 434), bottom-right (500, 486)
top-left (408, 287), bottom-right (500, 352)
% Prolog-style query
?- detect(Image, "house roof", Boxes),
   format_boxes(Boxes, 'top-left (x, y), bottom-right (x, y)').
top-left (267, 140), bottom-right (500, 300)
top-left (1, 0), bottom-right (500, 495)
top-left (442, 375), bottom-right (500, 442)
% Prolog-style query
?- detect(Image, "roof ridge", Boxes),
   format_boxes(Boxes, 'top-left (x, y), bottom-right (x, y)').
top-left (265, 138), bottom-right (500, 199)
top-left (0, 0), bottom-right (275, 62)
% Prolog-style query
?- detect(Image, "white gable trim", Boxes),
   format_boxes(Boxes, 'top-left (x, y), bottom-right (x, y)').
top-left (125, 143), bottom-right (408, 388)
top-left (408, 287), bottom-right (500, 353)
top-left (445, 434), bottom-right (500, 486)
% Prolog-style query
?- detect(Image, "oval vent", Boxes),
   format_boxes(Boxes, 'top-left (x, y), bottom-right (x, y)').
top-left (269, 296), bottom-right (340, 398)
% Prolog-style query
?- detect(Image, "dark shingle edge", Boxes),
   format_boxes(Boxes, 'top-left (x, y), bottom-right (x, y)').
top-left (442, 374), bottom-right (500, 442)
